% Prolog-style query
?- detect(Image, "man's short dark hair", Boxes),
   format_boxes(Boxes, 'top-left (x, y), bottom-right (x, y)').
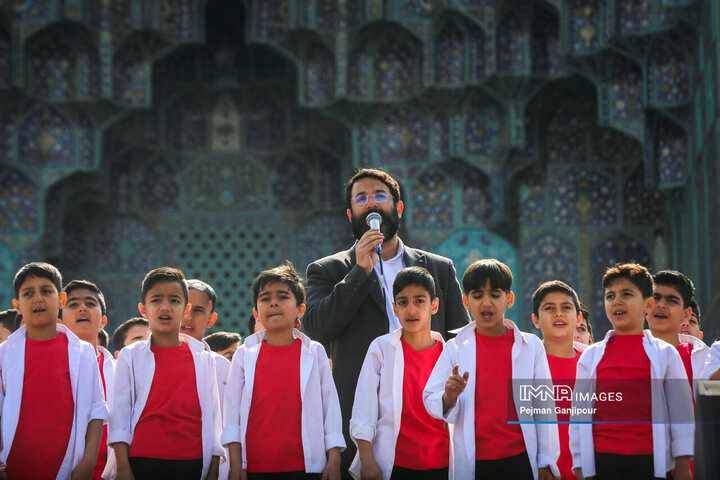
top-left (344, 168), bottom-right (401, 210)
top-left (204, 331), bottom-right (242, 352)
top-left (689, 297), bottom-right (701, 325)
top-left (393, 266), bottom-right (436, 300)
top-left (462, 259), bottom-right (513, 293)
top-left (98, 329), bottom-right (109, 348)
top-left (0, 309), bottom-right (18, 334)
top-left (602, 263), bottom-right (654, 299)
top-left (63, 279), bottom-right (107, 316)
top-left (252, 262), bottom-right (305, 307)
top-left (652, 270), bottom-right (695, 308)
top-left (141, 267), bottom-right (189, 304)
top-left (186, 279), bottom-right (218, 313)
top-left (531, 280), bottom-right (580, 317)
top-left (14, 262), bottom-right (62, 298)
top-left (112, 317), bottom-right (149, 352)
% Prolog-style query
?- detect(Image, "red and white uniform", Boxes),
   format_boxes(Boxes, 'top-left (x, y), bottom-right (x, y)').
top-left (349, 329), bottom-right (448, 480)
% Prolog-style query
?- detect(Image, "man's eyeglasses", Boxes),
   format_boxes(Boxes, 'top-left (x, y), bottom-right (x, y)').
top-left (353, 192), bottom-right (390, 206)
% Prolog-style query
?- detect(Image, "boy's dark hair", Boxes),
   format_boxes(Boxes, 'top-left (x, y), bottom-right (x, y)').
top-left (393, 266), bottom-right (436, 299)
top-left (0, 309), bottom-right (18, 334)
top-left (247, 313), bottom-right (256, 333)
top-left (141, 267), bottom-right (189, 303)
top-left (186, 279), bottom-right (217, 313)
top-left (579, 302), bottom-right (592, 336)
top-left (112, 317), bottom-right (149, 352)
top-left (531, 280), bottom-right (580, 317)
top-left (344, 168), bottom-right (401, 210)
top-left (63, 279), bottom-right (107, 316)
top-left (602, 263), bottom-right (654, 299)
top-left (652, 270), bottom-right (695, 308)
top-left (252, 262), bottom-right (305, 307)
top-left (13, 262), bottom-right (63, 298)
top-left (204, 331), bottom-right (242, 352)
top-left (98, 329), bottom-right (109, 348)
top-left (689, 297), bottom-right (701, 324)
top-left (462, 258), bottom-right (513, 293)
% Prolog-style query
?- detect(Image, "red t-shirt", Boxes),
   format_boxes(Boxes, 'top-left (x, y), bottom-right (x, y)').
top-left (94, 352), bottom-right (108, 480)
top-left (394, 339), bottom-right (449, 470)
top-left (547, 351), bottom-right (581, 480)
top-left (6, 333), bottom-right (74, 479)
top-left (676, 342), bottom-right (694, 386)
top-left (593, 335), bottom-right (653, 455)
top-left (130, 343), bottom-right (203, 460)
top-left (474, 330), bottom-right (526, 460)
top-left (246, 339), bottom-right (304, 473)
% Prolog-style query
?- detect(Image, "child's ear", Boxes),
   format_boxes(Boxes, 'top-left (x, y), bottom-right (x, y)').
top-left (59, 291), bottom-right (67, 308)
top-left (506, 291), bottom-right (515, 308)
top-left (644, 296), bottom-right (655, 314)
top-left (208, 312), bottom-right (218, 327)
top-left (114, 350), bottom-right (120, 359)
top-left (392, 301), bottom-right (398, 318)
top-left (11, 298), bottom-right (18, 310)
top-left (138, 302), bottom-right (148, 318)
top-left (102, 315), bottom-right (108, 328)
top-left (531, 313), bottom-right (540, 329)
top-left (681, 307), bottom-right (692, 324)
top-left (462, 294), bottom-right (469, 310)
top-left (183, 303), bottom-right (192, 316)
top-left (431, 297), bottom-right (439, 315)
top-left (699, 330), bottom-right (704, 340)
top-left (296, 303), bottom-right (306, 319)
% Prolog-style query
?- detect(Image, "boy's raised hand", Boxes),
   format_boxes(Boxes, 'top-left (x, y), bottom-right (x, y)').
top-left (442, 365), bottom-right (469, 414)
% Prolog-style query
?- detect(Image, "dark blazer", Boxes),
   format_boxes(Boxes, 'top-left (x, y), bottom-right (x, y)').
top-left (303, 242), bottom-right (470, 470)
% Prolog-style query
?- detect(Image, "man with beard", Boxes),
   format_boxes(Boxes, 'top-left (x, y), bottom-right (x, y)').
top-left (303, 168), bottom-right (469, 476)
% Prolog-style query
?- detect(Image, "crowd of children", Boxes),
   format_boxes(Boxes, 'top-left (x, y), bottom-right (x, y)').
top-left (0, 254), bottom-right (718, 480)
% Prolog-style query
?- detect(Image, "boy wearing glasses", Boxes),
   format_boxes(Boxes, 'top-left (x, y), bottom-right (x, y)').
top-left (303, 168), bottom-right (469, 474)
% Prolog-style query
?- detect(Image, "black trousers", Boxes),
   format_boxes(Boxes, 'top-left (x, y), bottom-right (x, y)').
top-left (594, 453), bottom-right (672, 480)
top-left (475, 451), bottom-right (533, 480)
top-left (129, 457), bottom-right (203, 480)
top-left (247, 472), bottom-right (321, 480)
top-left (390, 465), bottom-right (449, 480)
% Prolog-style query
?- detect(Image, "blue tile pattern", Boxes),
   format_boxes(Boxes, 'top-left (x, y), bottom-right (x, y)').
top-left (655, 119), bottom-right (687, 186)
top-left (610, 56), bottom-right (643, 122)
top-left (138, 160), bottom-right (181, 212)
top-left (95, 217), bottom-right (157, 274)
top-left (412, 169), bottom-right (454, 228)
top-left (378, 108), bottom-right (428, 163)
top-left (303, 41), bottom-right (335, 104)
top-left (166, 96), bottom-right (205, 150)
top-left (245, 96), bottom-right (285, 150)
top-left (624, 167), bottom-right (665, 225)
top-left (497, 11), bottom-right (528, 74)
top-left (518, 165), bottom-right (545, 226)
top-left (618, 0), bottom-right (653, 34)
top-left (0, 169), bottom-right (40, 233)
top-left (546, 107), bottom-right (585, 163)
top-left (648, 41), bottom-right (689, 105)
top-left (20, 106), bottom-right (74, 167)
top-left (521, 233), bottom-right (579, 321)
top-left (465, 95), bottom-right (502, 155)
top-left (436, 21), bottom-right (464, 85)
top-left (570, 0), bottom-right (600, 53)
top-left (296, 214), bottom-right (354, 273)
top-left (550, 168), bottom-right (617, 226)
top-left (461, 166), bottom-right (492, 226)
top-left (591, 127), bottom-right (642, 163)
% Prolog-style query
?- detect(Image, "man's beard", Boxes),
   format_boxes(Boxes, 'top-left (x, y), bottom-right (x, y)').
top-left (351, 207), bottom-right (401, 242)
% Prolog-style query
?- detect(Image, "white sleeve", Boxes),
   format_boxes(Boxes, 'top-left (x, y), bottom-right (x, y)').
top-left (349, 340), bottom-right (383, 444)
top-left (317, 344), bottom-right (346, 451)
top-left (664, 347), bottom-right (694, 457)
top-left (206, 353), bottom-right (225, 459)
top-left (700, 341), bottom-right (720, 380)
top-left (569, 351), bottom-right (592, 470)
top-left (87, 346), bottom-right (109, 422)
top-left (423, 342), bottom-right (458, 423)
top-left (221, 347), bottom-right (246, 447)
top-left (108, 349), bottom-right (134, 446)
top-left (531, 339), bottom-right (560, 477)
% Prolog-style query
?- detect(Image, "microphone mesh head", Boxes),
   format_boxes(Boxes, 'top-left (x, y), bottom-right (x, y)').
top-left (366, 212), bottom-right (382, 227)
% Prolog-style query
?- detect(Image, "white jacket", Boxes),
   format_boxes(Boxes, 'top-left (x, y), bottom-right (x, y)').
top-left (108, 334), bottom-right (224, 479)
top-left (349, 329), bottom-right (447, 480)
top-left (97, 346), bottom-right (117, 480)
top-left (423, 320), bottom-right (560, 480)
top-left (701, 339), bottom-right (720, 379)
top-left (569, 330), bottom-right (694, 477)
top-left (206, 345), bottom-right (231, 480)
top-left (221, 329), bottom-right (345, 473)
top-left (0, 324), bottom-right (108, 479)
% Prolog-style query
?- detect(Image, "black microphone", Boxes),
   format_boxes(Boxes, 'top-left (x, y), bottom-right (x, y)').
top-left (366, 212), bottom-right (382, 254)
